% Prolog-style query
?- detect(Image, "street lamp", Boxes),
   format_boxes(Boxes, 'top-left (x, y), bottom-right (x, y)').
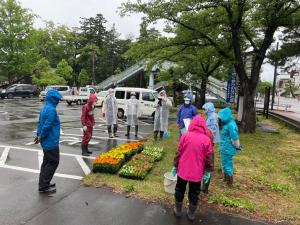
top-left (271, 42), bottom-right (279, 110)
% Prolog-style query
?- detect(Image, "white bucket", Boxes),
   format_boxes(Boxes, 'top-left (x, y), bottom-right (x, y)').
top-left (164, 172), bottom-right (177, 194)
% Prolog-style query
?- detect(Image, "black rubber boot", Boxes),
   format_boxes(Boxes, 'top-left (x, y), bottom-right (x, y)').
top-left (135, 126), bottom-right (138, 137)
top-left (86, 144), bottom-right (92, 154)
top-left (227, 176), bottom-right (233, 187)
top-left (81, 144), bottom-right (89, 156)
top-left (173, 201), bottom-right (183, 217)
top-left (154, 131), bottom-right (159, 141)
top-left (125, 125), bottom-right (130, 137)
top-left (113, 124), bottom-right (118, 137)
top-left (159, 131), bottom-right (164, 141)
top-left (187, 204), bottom-right (197, 221)
top-left (108, 126), bottom-right (113, 138)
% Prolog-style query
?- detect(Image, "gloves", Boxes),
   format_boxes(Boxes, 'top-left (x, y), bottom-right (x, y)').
top-left (83, 126), bottom-right (87, 132)
top-left (171, 166), bottom-right (177, 176)
top-left (236, 145), bottom-right (243, 151)
top-left (102, 113), bottom-right (105, 118)
top-left (203, 171), bottom-right (211, 184)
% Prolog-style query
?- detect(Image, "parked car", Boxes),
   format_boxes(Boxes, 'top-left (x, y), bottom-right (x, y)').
top-left (39, 85), bottom-right (71, 101)
top-left (0, 84), bottom-right (37, 99)
top-left (64, 87), bottom-right (96, 105)
top-left (111, 87), bottom-right (158, 118)
top-left (95, 90), bottom-right (108, 107)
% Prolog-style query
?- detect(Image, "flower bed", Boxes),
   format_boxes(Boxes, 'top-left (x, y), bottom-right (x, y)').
top-left (92, 142), bottom-right (144, 173)
top-left (141, 146), bottom-right (164, 161)
top-left (119, 154), bottom-right (155, 180)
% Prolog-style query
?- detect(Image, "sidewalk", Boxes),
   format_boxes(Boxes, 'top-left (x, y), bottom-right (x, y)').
top-left (25, 187), bottom-right (271, 225)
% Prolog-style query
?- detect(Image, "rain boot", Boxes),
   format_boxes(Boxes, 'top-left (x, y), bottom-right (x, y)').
top-left (135, 126), bottom-right (138, 138)
top-left (113, 124), bottom-right (118, 137)
top-left (125, 125), bottom-right (130, 137)
top-left (81, 144), bottom-right (89, 156)
top-left (159, 131), bottom-right (164, 141)
top-left (86, 144), bottom-right (92, 154)
top-left (108, 126), bottom-right (113, 138)
top-left (173, 201), bottom-right (183, 217)
top-left (154, 131), bottom-right (159, 141)
top-left (187, 204), bottom-right (197, 221)
top-left (227, 176), bottom-right (233, 187)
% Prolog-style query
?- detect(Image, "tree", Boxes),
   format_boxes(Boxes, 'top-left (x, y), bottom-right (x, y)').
top-left (32, 58), bottom-right (66, 87)
top-left (56, 59), bottom-right (73, 85)
top-left (0, 0), bottom-right (37, 83)
top-left (122, 0), bottom-right (300, 133)
top-left (78, 68), bottom-right (90, 87)
top-left (258, 81), bottom-right (272, 96)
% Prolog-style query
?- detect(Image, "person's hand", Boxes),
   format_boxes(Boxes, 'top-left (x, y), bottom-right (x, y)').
top-left (102, 113), bottom-right (105, 118)
top-left (34, 136), bottom-right (40, 144)
top-left (83, 126), bottom-right (87, 132)
top-left (171, 166), bottom-right (177, 177)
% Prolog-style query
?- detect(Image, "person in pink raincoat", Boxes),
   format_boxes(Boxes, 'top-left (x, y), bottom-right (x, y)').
top-left (172, 115), bottom-right (213, 221)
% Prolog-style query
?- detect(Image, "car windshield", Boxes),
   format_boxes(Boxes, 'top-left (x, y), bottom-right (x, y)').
top-left (98, 92), bottom-right (108, 97)
top-left (7, 84), bottom-right (17, 90)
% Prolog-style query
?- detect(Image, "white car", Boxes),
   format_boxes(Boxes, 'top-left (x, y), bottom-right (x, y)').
top-left (64, 87), bottom-right (96, 105)
top-left (96, 91), bottom-right (108, 107)
top-left (108, 87), bottom-right (158, 118)
top-left (39, 85), bottom-right (71, 101)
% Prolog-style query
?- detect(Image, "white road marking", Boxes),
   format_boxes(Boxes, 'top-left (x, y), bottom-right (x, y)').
top-left (75, 156), bottom-right (91, 176)
top-left (0, 145), bottom-right (95, 159)
top-left (61, 132), bottom-right (139, 142)
top-left (0, 111), bottom-right (8, 115)
top-left (0, 147), bottom-right (10, 166)
top-left (1, 165), bottom-right (83, 180)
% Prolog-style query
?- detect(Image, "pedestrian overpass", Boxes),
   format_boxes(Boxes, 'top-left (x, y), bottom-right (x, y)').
top-left (98, 61), bottom-right (227, 100)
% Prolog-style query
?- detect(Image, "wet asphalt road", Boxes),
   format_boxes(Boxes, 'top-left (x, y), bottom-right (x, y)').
top-left (0, 98), bottom-right (271, 225)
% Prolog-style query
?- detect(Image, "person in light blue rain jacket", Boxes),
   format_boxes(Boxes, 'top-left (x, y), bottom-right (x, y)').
top-left (218, 107), bottom-right (241, 187)
top-left (202, 102), bottom-right (220, 193)
top-left (202, 102), bottom-right (220, 144)
top-left (36, 89), bottom-right (62, 194)
top-left (177, 93), bottom-right (197, 138)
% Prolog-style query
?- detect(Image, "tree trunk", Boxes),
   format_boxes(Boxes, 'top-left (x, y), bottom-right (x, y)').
top-left (241, 81), bottom-right (256, 133)
top-left (198, 77), bottom-right (207, 108)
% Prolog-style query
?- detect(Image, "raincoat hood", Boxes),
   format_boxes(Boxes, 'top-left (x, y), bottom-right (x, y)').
top-left (218, 107), bottom-right (233, 124)
top-left (188, 115), bottom-right (208, 134)
top-left (158, 90), bottom-right (166, 99)
top-left (202, 102), bottom-right (215, 114)
top-left (45, 89), bottom-right (62, 106)
top-left (87, 94), bottom-right (98, 106)
top-left (184, 93), bottom-right (193, 101)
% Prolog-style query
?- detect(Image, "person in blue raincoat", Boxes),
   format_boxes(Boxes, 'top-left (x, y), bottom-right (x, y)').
top-left (35, 89), bottom-right (62, 194)
top-left (218, 107), bottom-right (241, 187)
top-left (176, 93), bottom-right (197, 138)
top-left (202, 102), bottom-right (220, 144)
top-left (202, 102), bottom-right (220, 193)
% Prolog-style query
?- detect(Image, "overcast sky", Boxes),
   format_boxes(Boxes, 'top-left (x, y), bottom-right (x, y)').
top-left (19, 0), bottom-right (275, 82)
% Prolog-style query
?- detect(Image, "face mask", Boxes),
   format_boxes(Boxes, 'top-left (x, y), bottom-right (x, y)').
top-left (131, 96), bottom-right (135, 99)
top-left (184, 100), bottom-right (190, 105)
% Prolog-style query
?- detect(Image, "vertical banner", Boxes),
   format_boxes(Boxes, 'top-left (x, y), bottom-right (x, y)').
top-left (226, 66), bottom-right (237, 104)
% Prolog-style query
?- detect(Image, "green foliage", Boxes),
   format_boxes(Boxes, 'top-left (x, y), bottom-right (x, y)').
top-left (258, 81), bottom-right (273, 95)
top-left (55, 59), bottom-right (73, 85)
top-left (32, 58), bottom-right (66, 86)
top-left (208, 194), bottom-right (255, 212)
top-left (78, 69), bottom-right (91, 87)
top-left (0, 0), bottom-right (37, 82)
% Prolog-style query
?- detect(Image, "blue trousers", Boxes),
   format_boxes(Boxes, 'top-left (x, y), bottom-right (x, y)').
top-left (221, 153), bottom-right (234, 176)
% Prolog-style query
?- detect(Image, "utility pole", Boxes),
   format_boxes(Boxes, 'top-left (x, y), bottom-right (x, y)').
top-left (271, 42), bottom-right (279, 110)
top-left (92, 48), bottom-right (96, 86)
